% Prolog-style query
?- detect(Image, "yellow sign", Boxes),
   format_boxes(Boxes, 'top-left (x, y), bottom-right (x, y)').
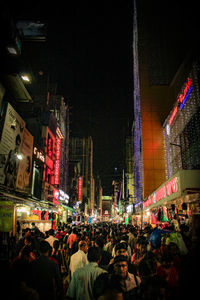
top-left (0, 201), bottom-right (14, 232)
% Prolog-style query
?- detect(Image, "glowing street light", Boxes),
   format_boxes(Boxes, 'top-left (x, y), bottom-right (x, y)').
top-left (16, 153), bottom-right (23, 160)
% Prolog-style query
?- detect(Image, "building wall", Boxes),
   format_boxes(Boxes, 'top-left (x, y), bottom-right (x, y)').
top-left (140, 80), bottom-right (172, 197)
top-left (136, 0), bottom-right (177, 199)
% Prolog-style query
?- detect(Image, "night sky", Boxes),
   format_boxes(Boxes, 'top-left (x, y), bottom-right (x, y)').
top-left (7, 1), bottom-right (200, 194)
top-left (7, 0), bottom-right (134, 194)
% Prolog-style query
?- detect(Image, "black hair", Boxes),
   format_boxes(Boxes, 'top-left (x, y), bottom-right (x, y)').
top-left (87, 246), bottom-right (102, 263)
top-left (95, 237), bottom-right (104, 249)
top-left (114, 255), bottom-right (128, 264)
top-left (53, 240), bottom-right (60, 251)
top-left (93, 273), bottom-right (123, 300)
top-left (115, 242), bottom-right (128, 252)
top-left (48, 229), bottom-right (55, 236)
top-left (39, 240), bottom-right (51, 254)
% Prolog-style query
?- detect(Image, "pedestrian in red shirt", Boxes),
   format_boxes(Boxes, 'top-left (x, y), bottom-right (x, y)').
top-left (67, 228), bottom-right (78, 255)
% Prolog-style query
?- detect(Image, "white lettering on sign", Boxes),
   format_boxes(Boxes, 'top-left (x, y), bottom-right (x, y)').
top-left (143, 177), bottom-right (178, 208)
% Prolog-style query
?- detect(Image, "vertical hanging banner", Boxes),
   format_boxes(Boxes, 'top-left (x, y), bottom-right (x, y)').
top-left (78, 177), bottom-right (83, 200)
top-left (54, 138), bottom-right (61, 185)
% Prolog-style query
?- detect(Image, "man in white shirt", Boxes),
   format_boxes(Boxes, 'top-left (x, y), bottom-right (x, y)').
top-left (69, 240), bottom-right (88, 277)
top-left (45, 229), bottom-right (58, 248)
top-left (67, 246), bottom-right (107, 300)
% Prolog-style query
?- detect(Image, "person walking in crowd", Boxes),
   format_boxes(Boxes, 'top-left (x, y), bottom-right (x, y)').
top-left (15, 227), bottom-right (32, 255)
top-left (66, 246), bottom-right (107, 300)
top-left (67, 228), bottom-right (78, 255)
top-left (112, 255), bottom-right (141, 298)
top-left (93, 272), bottom-right (124, 300)
top-left (6, 213), bottom-right (200, 300)
top-left (69, 240), bottom-right (88, 277)
top-left (45, 228), bottom-right (59, 248)
top-left (28, 240), bottom-right (63, 300)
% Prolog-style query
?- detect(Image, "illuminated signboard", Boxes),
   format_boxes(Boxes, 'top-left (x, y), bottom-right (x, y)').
top-left (143, 176), bottom-right (178, 208)
top-left (59, 189), bottom-right (69, 203)
top-left (33, 147), bottom-right (45, 163)
top-left (168, 106), bottom-right (178, 126)
top-left (168, 78), bottom-right (193, 127)
top-left (53, 189), bottom-right (59, 205)
top-left (78, 177), bottom-right (83, 200)
top-left (177, 77), bottom-right (192, 109)
top-left (54, 138), bottom-right (61, 185)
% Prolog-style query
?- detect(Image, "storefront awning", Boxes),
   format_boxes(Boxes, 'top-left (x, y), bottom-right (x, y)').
top-left (143, 170), bottom-right (200, 211)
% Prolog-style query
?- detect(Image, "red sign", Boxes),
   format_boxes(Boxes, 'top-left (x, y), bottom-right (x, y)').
top-left (169, 106), bottom-right (178, 126)
top-left (168, 78), bottom-right (192, 126)
top-left (143, 177), bottom-right (178, 208)
top-left (54, 138), bottom-right (61, 185)
top-left (78, 177), bottom-right (83, 200)
top-left (177, 78), bottom-right (191, 104)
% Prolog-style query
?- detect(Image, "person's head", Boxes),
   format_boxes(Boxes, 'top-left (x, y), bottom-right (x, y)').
top-left (79, 240), bottom-right (88, 253)
top-left (138, 240), bottom-right (147, 254)
top-left (24, 228), bottom-right (31, 238)
top-left (113, 255), bottom-right (128, 279)
top-left (88, 246), bottom-right (102, 263)
top-left (93, 273), bottom-right (124, 300)
top-left (115, 242), bottom-right (128, 257)
top-left (110, 236), bottom-right (115, 244)
top-left (138, 257), bottom-right (157, 279)
top-left (48, 229), bottom-right (55, 236)
top-left (53, 240), bottom-right (60, 252)
top-left (95, 237), bottom-right (104, 249)
top-left (24, 235), bottom-right (32, 246)
top-left (39, 240), bottom-right (52, 256)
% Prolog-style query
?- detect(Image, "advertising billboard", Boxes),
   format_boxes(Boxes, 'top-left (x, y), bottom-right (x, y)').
top-left (0, 103), bottom-right (25, 188)
top-left (16, 127), bottom-right (33, 192)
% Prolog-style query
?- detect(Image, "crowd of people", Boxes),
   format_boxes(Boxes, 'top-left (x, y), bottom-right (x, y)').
top-left (5, 217), bottom-right (200, 300)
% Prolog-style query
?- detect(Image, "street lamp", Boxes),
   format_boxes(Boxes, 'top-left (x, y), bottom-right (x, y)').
top-left (21, 74), bottom-right (31, 83)
top-left (16, 153), bottom-right (23, 160)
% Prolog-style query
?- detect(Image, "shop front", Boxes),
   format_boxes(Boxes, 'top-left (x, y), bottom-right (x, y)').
top-left (143, 170), bottom-right (200, 227)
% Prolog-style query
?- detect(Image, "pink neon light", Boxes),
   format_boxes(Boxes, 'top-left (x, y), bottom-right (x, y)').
top-left (178, 78), bottom-right (191, 104)
top-left (168, 78), bottom-right (192, 127)
top-left (169, 106), bottom-right (178, 126)
top-left (54, 138), bottom-right (61, 185)
top-left (78, 177), bottom-right (83, 200)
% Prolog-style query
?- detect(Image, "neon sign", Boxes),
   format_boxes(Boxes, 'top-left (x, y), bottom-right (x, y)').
top-left (53, 189), bottom-right (60, 205)
top-left (168, 78), bottom-right (193, 126)
top-left (143, 176), bottom-right (178, 208)
top-left (33, 147), bottom-right (45, 163)
top-left (177, 78), bottom-right (192, 106)
top-left (78, 177), bottom-right (83, 200)
top-left (54, 138), bottom-right (61, 185)
top-left (169, 106), bottom-right (178, 126)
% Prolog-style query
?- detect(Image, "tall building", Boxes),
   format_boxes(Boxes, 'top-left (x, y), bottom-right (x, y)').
top-left (134, 0), bottom-right (196, 200)
top-left (69, 136), bottom-right (94, 215)
top-left (134, 0), bottom-right (200, 225)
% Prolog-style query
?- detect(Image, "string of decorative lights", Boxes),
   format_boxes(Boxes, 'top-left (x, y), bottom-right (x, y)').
top-left (164, 62), bottom-right (200, 178)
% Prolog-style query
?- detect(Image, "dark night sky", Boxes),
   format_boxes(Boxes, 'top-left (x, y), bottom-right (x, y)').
top-left (7, 0), bottom-right (134, 194)
top-left (7, 1), bottom-right (200, 194)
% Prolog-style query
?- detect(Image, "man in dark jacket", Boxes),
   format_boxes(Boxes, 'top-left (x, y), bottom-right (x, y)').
top-left (29, 240), bottom-right (63, 300)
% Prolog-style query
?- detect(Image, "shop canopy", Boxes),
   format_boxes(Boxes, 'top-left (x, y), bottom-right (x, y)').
top-left (143, 170), bottom-right (200, 211)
